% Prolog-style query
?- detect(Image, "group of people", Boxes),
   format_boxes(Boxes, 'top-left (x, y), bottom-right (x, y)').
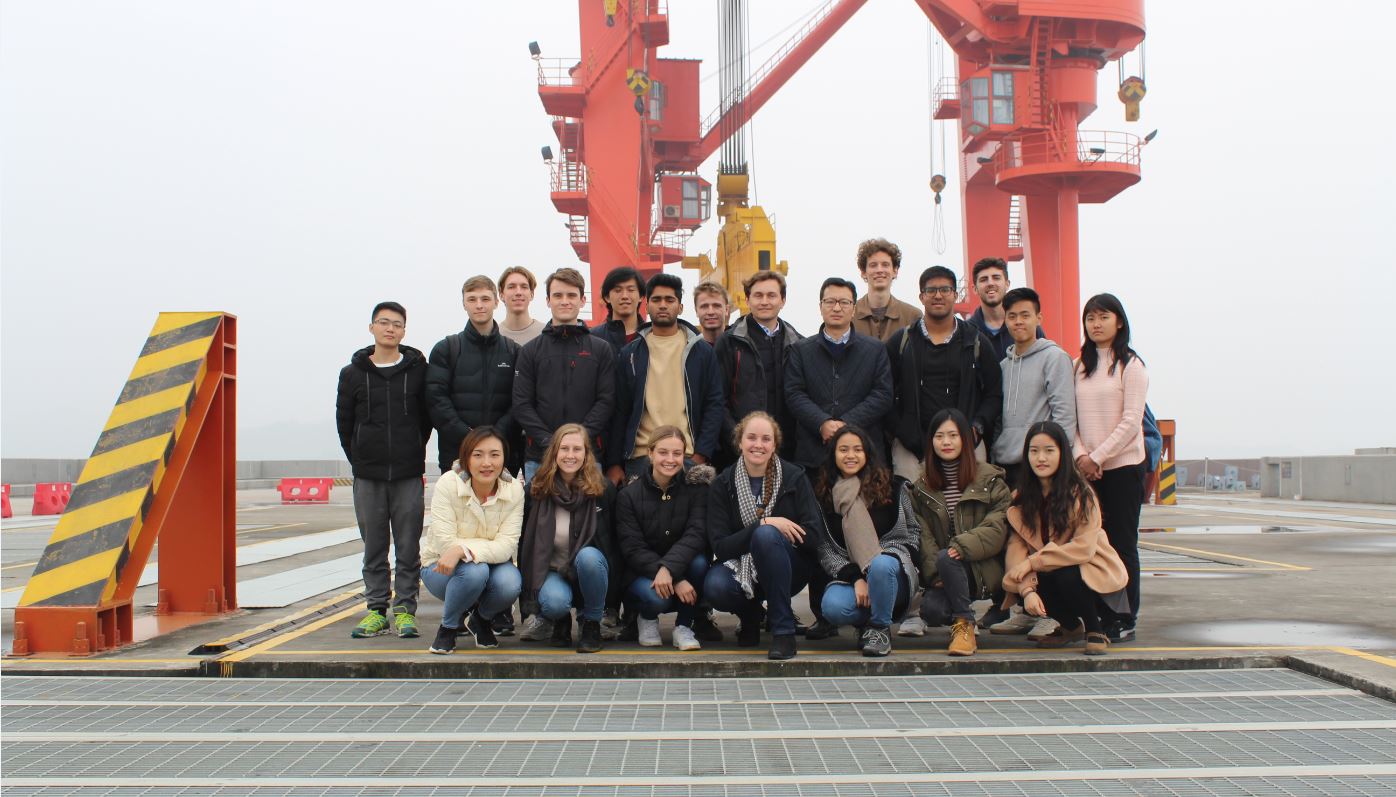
top-left (335, 238), bottom-right (1150, 660)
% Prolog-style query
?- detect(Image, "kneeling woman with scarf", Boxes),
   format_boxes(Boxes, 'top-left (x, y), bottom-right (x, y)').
top-left (813, 425), bottom-right (920, 658)
top-left (518, 423), bottom-right (617, 653)
top-left (704, 411), bottom-right (825, 661)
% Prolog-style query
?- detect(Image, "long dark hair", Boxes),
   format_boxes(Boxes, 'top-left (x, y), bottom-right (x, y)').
top-left (814, 425), bottom-right (892, 507)
top-left (1010, 421), bottom-right (1096, 545)
top-left (1078, 293), bottom-right (1140, 378)
top-left (921, 409), bottom-right (977, 490)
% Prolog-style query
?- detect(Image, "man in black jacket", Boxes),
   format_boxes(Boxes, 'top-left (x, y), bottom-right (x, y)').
top-left (426, 276), bottom-right (521, 475)
top-left (785, 277), bottom-right (894, 469)
top-left (512, 267), bottom-right (616, 481)
top-left (335, 301), bottom-right (432, 641)
top-left (712, 271), bottom-right (802, 462)
top-left (886, 266), bottom-right (1003, 481)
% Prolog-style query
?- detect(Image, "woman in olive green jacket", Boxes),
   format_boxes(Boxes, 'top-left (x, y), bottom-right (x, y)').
top-left (908, 409), bottom-right (1012, 656)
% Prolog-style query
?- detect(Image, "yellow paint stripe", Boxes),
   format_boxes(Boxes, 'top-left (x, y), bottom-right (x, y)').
top-left (46, 490), bottom-right (147, 545)
top-left (79, 435), bottom-right (172, 482)
top-left (217, 605), bottom-right (363, 667)
top-left (2, 658), bottom-right (197, 665)
top-left (104, 385), bottom-right (191, 430)
top-left (259, 644), bottom-right (1338, 658)
top-left (1329, 647), bottom-right (1396, 669)
top-left (128, 337), bottom-right (215, 380)
top-left (1140, 541), bottom-right (1311, 571)
top-left (200, 589), bottom-right (362, 649)
top-left (1145, 567), bottom-right (1295, 573)
top-left (16, 549), bottom-right (121, 606)
top-left (147, 312), bottom-right (222, 338)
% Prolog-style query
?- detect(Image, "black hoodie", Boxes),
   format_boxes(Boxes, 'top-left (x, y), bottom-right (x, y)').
top-left (335, 345), bottom-right (431, 481)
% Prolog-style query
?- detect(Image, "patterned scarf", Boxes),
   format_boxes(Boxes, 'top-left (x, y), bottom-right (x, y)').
top-left (724, 456), bottom-right (783, 598)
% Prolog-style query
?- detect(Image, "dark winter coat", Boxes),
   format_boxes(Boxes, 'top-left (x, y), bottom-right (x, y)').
top-left (615, 465), bottom-right (714, 582)
top-left (908, 462), bottom-right (1012, 600)
top-left (511, 321), bottom-right (616, 462)
top-left (712, 315), bottom-right (803, 455)
top-left (707, 458), bottom-right (824, 563)
top-left (519, 481), bottom-right (619, 616)
top-left (590, 317), bottom-right (647, 353)
top-left (886, 319), bottom-right (1004, 457)
top-left (608, 326), bottom-right (724, 465)
top-left (335, 345), bottom-right (431, 481)
top-left (784, 327), bottom-right (894, 468)
top-left (425, 322), bottom-right (520, 471)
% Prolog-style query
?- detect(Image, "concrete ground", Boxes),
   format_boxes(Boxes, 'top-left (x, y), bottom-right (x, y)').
top-left (3, 488), bottom-right (1395, 698)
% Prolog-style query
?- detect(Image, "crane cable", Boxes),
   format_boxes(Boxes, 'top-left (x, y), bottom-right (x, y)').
top-left (927, 23), bottom-right (948, 254)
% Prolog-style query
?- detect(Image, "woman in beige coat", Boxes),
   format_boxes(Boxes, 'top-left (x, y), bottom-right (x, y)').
top-left (1002, 421), bottom-right (1128, 655)
top-left (421, 426), bottom-right (524, 654)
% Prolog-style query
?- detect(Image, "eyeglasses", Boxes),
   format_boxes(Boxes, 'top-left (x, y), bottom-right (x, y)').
top-left (373, 318), bottom-right (405, 329)
top-left (921, 286), bottom-right (956, 296)
top-left (819, 299), bottom-right (854, 308)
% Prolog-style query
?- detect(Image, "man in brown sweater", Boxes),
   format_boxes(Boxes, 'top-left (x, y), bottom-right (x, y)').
top-left (852, 238), bottom-right (923, 342)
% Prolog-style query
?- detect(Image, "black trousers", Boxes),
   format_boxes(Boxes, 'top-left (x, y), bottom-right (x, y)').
top-left (1092, 462), bottom-right (1145, 625)
top-left (1036, 565), bottom-right (1102, 634)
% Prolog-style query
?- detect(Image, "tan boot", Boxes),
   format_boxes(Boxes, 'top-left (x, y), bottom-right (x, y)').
top-left (947, 617), bottom-right (977, 657)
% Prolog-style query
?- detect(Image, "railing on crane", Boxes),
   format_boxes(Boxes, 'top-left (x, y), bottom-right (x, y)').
top-left (994, 130), bottom-right (1142, 173)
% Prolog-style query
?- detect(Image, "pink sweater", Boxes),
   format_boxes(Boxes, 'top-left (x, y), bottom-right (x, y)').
top-left (1072, 351), bottom-right (1149, 470)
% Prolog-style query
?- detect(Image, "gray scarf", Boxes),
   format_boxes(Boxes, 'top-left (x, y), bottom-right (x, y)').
top-left (724, 456), bottom-right (783, 599)
top-left (832, 476), bottom-right (880, 572)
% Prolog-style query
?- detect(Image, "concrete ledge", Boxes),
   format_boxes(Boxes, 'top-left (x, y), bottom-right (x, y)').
top-left (1284, 651), bottom-right (1396, 703)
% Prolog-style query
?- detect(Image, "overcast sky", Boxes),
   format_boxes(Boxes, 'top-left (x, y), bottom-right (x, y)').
top-left (3, 1), bottom-right (1393, 461)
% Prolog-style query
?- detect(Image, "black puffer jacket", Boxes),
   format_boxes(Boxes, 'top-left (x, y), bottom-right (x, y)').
top-left (426, 322), bottom-right (520, 471)
top-left (511, 322), bottom-right (616, 462)
top-left (335, 345), bottom-right (431, 481)
top-left (615, 465), bottom-right (714, 582)
top-left (707, 458), bottom-right (824, 563)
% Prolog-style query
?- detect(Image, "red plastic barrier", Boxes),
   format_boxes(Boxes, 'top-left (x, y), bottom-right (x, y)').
top-left (277, 478), bottom-right (332, 504)
top-left (31, 482), bottom-right (72, 515)
top-left (1, 484), bottom-right (12, 519)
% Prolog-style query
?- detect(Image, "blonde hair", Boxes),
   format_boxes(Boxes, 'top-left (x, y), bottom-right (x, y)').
top-left (531, 423), bottom-right (606, 499)
top-left (733, 411), bottom-right (782, 455)
top-left (461, 275), bottom-right (497, 296)
top-left (693, 280), bottom-right (731, 305)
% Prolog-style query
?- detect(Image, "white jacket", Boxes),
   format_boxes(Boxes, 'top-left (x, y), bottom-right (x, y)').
top-left (421, 468), bottom-right (524, 567)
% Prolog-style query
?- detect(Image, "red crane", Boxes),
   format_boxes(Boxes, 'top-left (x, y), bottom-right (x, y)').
top-left (534, 0), bottom-right (1147, 338)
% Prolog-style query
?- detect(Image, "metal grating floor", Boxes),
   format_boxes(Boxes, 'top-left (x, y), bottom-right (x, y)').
top-left (4, 669), bottom-right (1395, 796)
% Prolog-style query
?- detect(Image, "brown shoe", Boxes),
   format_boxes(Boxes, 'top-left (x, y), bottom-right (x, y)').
top-left (1035, 622), bottom-right (1085, 649)
top-left (947, 618), bottom-right (977, 657)
top-left (1084, 631), bottom-right (1109, 656)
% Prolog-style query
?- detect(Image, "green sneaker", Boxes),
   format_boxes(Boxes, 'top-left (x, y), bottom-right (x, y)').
top-left (351, 609), bottom-right (389, 638)
top-left (392, 606), bottom-right (419, 638)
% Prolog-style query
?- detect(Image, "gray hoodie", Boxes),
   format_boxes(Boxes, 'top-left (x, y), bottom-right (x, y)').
top-left (993, 338), bottom-right (1077, 465)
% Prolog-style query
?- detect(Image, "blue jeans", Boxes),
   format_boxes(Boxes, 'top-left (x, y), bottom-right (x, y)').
top-left (703, 524), bottom-right (812, 636)
top-left (625, 554), bottom-right (710, 626)
top-left (537, 546), bottom-right (608, 622)
top-left (821, 554), bottom-right (909, 629)
top-left (419, 561), bottom-right (522, 630)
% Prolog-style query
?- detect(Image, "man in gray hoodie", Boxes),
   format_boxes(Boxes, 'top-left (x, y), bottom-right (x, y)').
top-left (993, 287), bottom-right (1077, 487)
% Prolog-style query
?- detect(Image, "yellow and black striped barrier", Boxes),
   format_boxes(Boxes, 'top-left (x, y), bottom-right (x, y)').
top-left (12, 312), bottom-right (235, 656)
top-left (1157, 461), bottom-right (1177, 505)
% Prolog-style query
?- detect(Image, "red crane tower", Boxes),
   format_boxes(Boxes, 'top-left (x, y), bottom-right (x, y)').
top-left (534, 1), bottom-right (1147, 336)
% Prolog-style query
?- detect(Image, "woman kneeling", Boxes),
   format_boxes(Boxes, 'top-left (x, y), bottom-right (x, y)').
top-left (1003, 421), bottom-right (1129, 656)
top-left (615, 426), bottom-right (714, 651)
top-left (422, 427), bottom-right (524, 654)
top-left (814, 426), bottom-right (920, 658)
top-left (519, 424), bottom-right (617, 653)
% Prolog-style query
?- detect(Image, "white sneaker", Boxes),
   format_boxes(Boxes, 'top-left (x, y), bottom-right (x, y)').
top-left (672, 624), bottom-right (701, 651)
top-left (989, 605), bottom-right (1038, 635)
top-left (638, 616), bottom-right (662, 647)
top-left (519, 615), bottom-right (554, 642)
top-left (898, 615), bottom-right (927, 637)
top-left (1026, 617), bottom-right (1060, 641)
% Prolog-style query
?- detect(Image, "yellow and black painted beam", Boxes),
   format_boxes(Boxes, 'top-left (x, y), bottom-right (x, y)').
top-left (19, 313), bottom-right (225, 609)
top-left (1157, 460), bottom-right (1177, 505)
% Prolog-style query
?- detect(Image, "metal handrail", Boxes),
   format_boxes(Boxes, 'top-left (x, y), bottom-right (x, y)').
top-left (995, 129), bottom-right (1141, 172)
top-left (934, 76), bottom-right (960, 106)
top-left (536, 57), bottom-right (580, 87)
top-left (550, 161), bottom-right (588, 193)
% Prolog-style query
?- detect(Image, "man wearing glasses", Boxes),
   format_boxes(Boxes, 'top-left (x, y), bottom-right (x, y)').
top-left (785, 277), bottom-right (893, 470)
top-left (886, 267), bottom-right (1003, 481)
top-left (335, 301), bottom-right (433, 640)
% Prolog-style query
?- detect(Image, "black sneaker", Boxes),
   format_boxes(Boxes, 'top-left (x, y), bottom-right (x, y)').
top-left (978, 605), bottom-right (1011, 629)
top-left (692, 610), bottom-right (724, 642)
top-left (860, 626), bottom-right (892, 657)
top-left (428, 624), bottom-right (458, 655)
top-left (578, 619), bottom-right (603, 653)
top-left (768, 633), bottom-right (797, 660)
top-left (551, 615), bottom-right (573, 648)
top-left (804, 618), bottom-right (840, 640)
top-left (1105, 622), bottom-right (1136, 643)
top-left (616, 615), bottom-right (639, 642)
top-left (490, 610), bottom-right (515, 637)
top-left (468, 612), bottom-right (499, 649)
top-left (737, 609), bottom-right (762, 647)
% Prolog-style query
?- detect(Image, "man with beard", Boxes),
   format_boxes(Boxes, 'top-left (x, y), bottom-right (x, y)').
top-left (964, 256), bottom-right (1042, 361)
